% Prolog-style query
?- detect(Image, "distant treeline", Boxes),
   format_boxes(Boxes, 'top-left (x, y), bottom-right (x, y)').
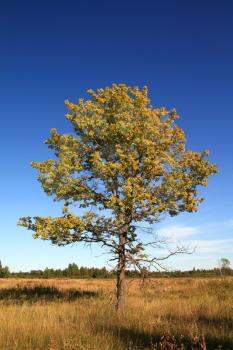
top-left (0, 261), bottom-right (232, 279)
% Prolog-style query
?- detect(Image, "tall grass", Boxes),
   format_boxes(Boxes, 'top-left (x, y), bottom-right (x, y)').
top-left (0, 277), bottom-right (232, 349)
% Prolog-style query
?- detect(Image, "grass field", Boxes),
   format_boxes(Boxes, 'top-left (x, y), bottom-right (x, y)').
top-left (0, 277), bottom-right (232, 349)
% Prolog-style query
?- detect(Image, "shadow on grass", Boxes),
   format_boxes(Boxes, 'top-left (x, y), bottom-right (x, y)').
top-left (100, 325), bottom-right (233, 350)
top-left (159, 314), bottom-right (233, 334)
top-left (0, 285), bottom-right (98, 303)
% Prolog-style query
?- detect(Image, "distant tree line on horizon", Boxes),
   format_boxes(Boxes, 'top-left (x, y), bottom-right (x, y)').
top-left (0, 260), bottom-right (232, 279)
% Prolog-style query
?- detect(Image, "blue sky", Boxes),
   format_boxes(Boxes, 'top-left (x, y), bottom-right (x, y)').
top-left (0, 0), bottom-right (232, 271)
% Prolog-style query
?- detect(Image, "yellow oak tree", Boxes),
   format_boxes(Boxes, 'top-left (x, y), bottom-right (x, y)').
top-left (19, 84), bottom-right (217, 310)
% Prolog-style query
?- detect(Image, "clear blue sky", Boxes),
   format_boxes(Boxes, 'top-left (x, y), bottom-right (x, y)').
top-left (0, 0), bottom-right (232, 271)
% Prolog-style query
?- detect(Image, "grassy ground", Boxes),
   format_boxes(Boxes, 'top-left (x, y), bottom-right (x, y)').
top-left (0, 277), bottom-right (232, 350)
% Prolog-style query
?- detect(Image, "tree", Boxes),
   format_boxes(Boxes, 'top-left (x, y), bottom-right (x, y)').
top-left (18, 84), bottom-right (217, 310)
top-left (0, 260), bottom-right (10, 278)
top-left (219, 258), bottom-right (231, 276)
top-left (220, 258), bottom-right (230, 269)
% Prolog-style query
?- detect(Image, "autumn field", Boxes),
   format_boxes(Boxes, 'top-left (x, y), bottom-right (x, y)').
top-left (0, 277), bottom-right (232, 350)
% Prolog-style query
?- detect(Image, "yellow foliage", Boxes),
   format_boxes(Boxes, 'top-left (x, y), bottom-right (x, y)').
top-left (19, 84), bottom-right (217, 249)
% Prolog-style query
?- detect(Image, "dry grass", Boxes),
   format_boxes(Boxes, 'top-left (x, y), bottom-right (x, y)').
top-left (0, 277), bottom-right (232, 349)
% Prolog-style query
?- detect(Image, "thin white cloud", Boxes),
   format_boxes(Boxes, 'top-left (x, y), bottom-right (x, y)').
top-left (157, 225), bottom-right (198, 239)
top-left (198, 219), bottom-right (233, 231)
top-left (191, 238), bottom-right (233, 254)
top-left (156, 222), bottom-right (233, 254)
top-left (157, 218), bottom-right (233, 241)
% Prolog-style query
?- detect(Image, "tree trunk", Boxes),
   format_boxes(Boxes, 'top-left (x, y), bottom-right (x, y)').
top-left (116, 226), bottom-right (127, 311)
top-left (116, 256), bottom-right (125, 311)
